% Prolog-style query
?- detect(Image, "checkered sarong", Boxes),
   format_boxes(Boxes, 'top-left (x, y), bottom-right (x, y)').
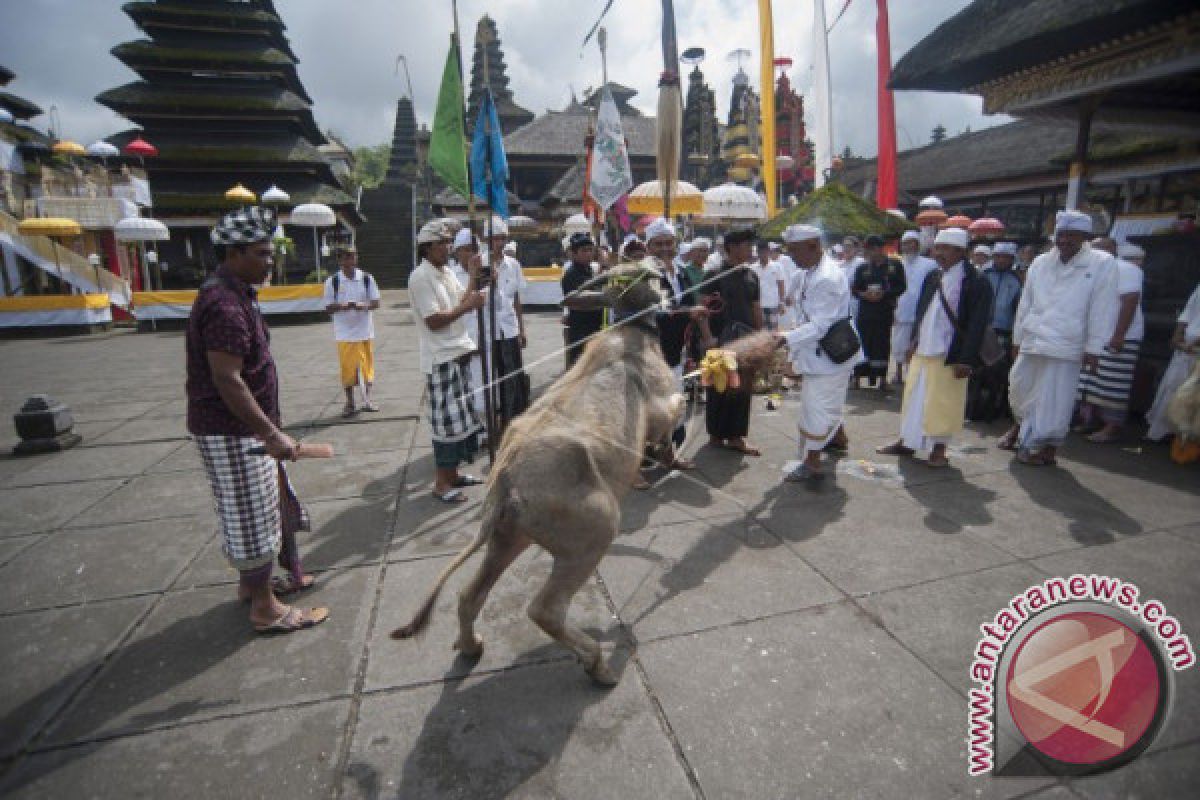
top-left (427, 359), bottom-right (482, 443)
top-left (195, 435), bottom-right (310, 571)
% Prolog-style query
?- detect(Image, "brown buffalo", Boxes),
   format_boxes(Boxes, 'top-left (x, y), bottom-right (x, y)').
top-left (391, 262), bottom-right (684, 685)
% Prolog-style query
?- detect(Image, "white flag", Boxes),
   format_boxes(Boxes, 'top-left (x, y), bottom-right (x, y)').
top-left (811, 0), bottom-right (834, 188)
top-left (587, 87), bottom-right (634, 211)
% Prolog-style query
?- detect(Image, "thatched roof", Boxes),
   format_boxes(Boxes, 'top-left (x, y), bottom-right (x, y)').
top-left (0, 90), bottom-right (42, 120)
top-left (113, 39), bottom-right (309, 102)
top-left (123, 1), bottom-right (297, 60)
top-left (503, 107), bottom-right (656, 158)
top-left (759, 183), bottom-right (914, 240)
top-left (890, 0), bottom-right (1190, 92)
top-left (0, 66), bottom-right (13, 88)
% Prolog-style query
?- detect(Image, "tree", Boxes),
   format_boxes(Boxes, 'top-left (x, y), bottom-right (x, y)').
top-left (931, 124), bottom-right (947, 144)
top-left (348, 143), bottom-right (390, 191)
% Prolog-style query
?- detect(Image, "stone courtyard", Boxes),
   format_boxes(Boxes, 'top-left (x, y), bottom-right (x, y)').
top-left (0, 293), bottom-right (1197, 799)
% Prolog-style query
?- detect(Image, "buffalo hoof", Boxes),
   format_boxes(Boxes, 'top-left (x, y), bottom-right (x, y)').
top-left (453, 634), bottom-right (484, 659)
top-left (586, 657), bottom-right (619, 688)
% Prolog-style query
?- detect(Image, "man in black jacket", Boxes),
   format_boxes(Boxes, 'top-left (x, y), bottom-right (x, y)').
top-left (877, 227), bottom-right (994, 467)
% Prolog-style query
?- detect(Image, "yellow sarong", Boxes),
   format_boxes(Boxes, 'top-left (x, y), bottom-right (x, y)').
top-left (337, 340), bottom-right (375, 387)
top-left (902, 355), bottom-right (967, 438)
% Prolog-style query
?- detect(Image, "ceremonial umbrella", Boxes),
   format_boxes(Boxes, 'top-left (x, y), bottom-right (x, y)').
top-left (86, 141), bottom-right (119, 159)
top-left (52, 140), bottom-right (86, 157)
top-left (18, 217), bottom-right (82, 293)
top-left (968, 217), bottom-right (1006, 238)
top-left (507, 215), bottom-right (535, 228)
top-left (941, 214), bottom-right (973, 230)
top-left (123, 136), bottom-right (157, 158)
top-left (261, 185), bottom-right (291, 206)
top-left (562, 213), bottom-right (592, 236)
top-left (918, 195), bottom-right (944, 210)
top-left (0, 109), bottom-right (13, 125)
top-left (627, 179), bottom-right (704, 216)
top-left (914, 209), bottom-right (948, 227)
top-left (289, 202), bottom-right (336, 281)
top-left (702, 183), bottom-right (767, 222)
top-left (115, 216), bottom-right (170, 291)
top-left (224, 183), bottom-right (256, 205)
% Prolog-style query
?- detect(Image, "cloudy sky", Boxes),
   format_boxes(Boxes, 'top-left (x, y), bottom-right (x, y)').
top-left (2, 0), bottom-right (1007, 156)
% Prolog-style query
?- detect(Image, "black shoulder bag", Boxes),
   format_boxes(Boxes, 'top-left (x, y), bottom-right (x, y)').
top-left (935, 281), bottom-right (1005, 367)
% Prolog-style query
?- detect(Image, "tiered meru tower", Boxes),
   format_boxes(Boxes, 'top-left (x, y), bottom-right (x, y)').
top-left (467, 15), bottom-right (533, 137)
top-left (356, 96), bottom-right (420, 287)
top-left (97, 0), bottom-right (356, 272)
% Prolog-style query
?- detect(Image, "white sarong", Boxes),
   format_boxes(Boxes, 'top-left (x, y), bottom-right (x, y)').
top-left (891, 322), bottom-right (914, 365)
top-left (1146, 350), bottom-right (1197, 441)
top-left (797, 371), bottom-right (849, 454)
top-left (1009, 353), bottom-right (1080, 451)
top-left (899, 356), bottom-right (967, 452)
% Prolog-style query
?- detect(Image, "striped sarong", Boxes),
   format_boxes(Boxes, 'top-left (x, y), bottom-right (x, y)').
top-left (1077, 339), bottom-right (1141, 415)
top-left (196, 435), bottom-right (310, 572)
top-left (427, 358), bottom-right (483, 443)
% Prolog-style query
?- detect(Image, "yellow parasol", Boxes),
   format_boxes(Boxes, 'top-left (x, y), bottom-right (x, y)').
top-left (52, 140), bottom-right (87, 157)
top-left (627, 179), bottom-right (704, 216)
top-left (224, 183), bottom-right (257, 204)
top-left (18, 217), bottom-right (83, 293)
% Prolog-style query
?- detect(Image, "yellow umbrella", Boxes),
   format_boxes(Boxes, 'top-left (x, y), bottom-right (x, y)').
top-left (734, 152), bottom-right (761, 171)
top-left (626, 180), bottom-right (705, 216)
top-left (52, 140), bottom-right (87, 157)
top-left (224, 183), bottom-right (257, 204)
top-left (18, 217), bottom-right (83, 294)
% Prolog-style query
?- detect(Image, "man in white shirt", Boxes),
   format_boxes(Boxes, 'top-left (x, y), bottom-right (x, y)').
top-left (753, 240), bottom-right (787, 331)
top-left (1146, 281), bottom-right (1200, 441)
top-left (1075, 238), bottom-right (1145, 443)
top-left (482, 217), bottom-right (530, 436)
top-left (891, 231), bottom-right (937, 385)
top-left (999, 211), bottom-right (1119, 466)
top-left (877, 228), bottom-right (995, 468)
top-left (408, 220), bottom-right (486, 503)
top-left (322, 245), bottom-right (382, 416)
top-left (777, 224), bottom-right (862, 482)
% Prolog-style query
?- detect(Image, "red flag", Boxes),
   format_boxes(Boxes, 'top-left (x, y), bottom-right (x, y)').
top-left (875, 0), bottom-right (898, 210)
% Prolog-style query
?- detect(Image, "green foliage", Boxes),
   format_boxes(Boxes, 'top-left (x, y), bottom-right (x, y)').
top-left (759, 182), bottom-right (916, 240)
top-left (349, 143), bottom-right (390, 190)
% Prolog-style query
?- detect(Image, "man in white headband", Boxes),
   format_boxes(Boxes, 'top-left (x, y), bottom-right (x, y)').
top-left (877, 227), bottom-right (994, 467)
top-left (999, 210), bottom-right (1119, 465)
top-left (891, 230), bottom-right (937, 385)
top-left (481, 215), bottom-right (530, 437)
top-left (777, 224), bottom-right (861, 481)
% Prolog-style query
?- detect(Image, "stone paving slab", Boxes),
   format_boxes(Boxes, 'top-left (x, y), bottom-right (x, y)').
top-left (70, 470), bottom-right (218, 528)
top-left (0, 699), bottom-right (352, 800)
top-left (599, 516), bottom-right (842, 641)
top-left (0, 597), bottom-right (152, 758)
top-left (0, 517), bottom-right (212, 613)
top-left (342, 661), bottom-right (695, 800)
top-left (636, 603), bottom-right (1055, 799)
top-left (0, 534), bottom-right (41, 567)
top-left (44, 568), bottom-right (374, 746)
top-left (1, 441), bottom-right (180, 488)
top-left (0, 479), bottom-right (124, 536)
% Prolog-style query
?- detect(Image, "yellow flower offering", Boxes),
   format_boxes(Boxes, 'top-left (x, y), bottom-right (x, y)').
top-left (700, 349), bottom-right (740, 393)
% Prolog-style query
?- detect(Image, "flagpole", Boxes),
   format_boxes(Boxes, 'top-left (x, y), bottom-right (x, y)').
top-left (758, 0), bottom-right (777, 218)
top-left (451, 1), bottom-right (496, 462)
top-left (812, 0), bottom-right (835, 188)
top-left (480, 27), bottom-right (502, 450)
top-left (874, 0), bottom-right (898, 210)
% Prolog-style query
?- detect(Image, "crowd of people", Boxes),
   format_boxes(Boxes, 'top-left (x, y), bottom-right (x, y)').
top-left (181, 204), bottom-right (1198, 634)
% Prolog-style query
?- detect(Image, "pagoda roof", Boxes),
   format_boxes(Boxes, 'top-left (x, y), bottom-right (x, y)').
top-left (106, 128), bottom-right (335, 179)
top-left (112, 39), bottom-right (310, 102)
top-left (890, 0), bottom-right (1191, 92)
top-left (0, 91), bottom-right (43, 120)
top-left (97, 80), bottom-right (324, 143)
top-left (149, 175), bottom-right (356, 215)
top-left (503, 107), bottom-right (656, 158)
top-left (123, 1), bottom-right (297, 61)
top-left (0, 66), bottom-right (13, 88)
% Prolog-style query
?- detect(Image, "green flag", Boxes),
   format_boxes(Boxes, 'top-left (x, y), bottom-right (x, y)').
top-left (427, 37), bottom-right (469, 201)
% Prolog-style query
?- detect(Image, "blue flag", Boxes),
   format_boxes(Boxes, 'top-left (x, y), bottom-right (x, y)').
top-left (469, 91), bottom-right (509, 217)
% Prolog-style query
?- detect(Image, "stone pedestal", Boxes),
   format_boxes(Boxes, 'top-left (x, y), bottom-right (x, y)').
top-left (12, 395), bottom-right (81, 455)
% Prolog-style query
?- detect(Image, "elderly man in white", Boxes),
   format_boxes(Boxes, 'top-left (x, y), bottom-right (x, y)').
top-left (999, 211), bottom-right (1119, 466)
top-left (891, 230), bottom-right (938, 385)
top-left (776, 224), bottom-right (863, 482)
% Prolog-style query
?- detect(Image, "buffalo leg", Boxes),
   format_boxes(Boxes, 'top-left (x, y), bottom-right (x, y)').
top-left (528, 552), bottom-right (618, 687)
top-left (454, 525), bottom-right (530, 657)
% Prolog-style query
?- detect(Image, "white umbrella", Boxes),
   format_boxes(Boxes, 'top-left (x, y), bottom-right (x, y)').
top-left (507, 215), bottom-right (536, 228)
top-left (86, 141), bottom-right (119, 158)
top-left (288, 202), bottom-right (336, 281)
top-left (702, 183), bottom-right (768, 221)
top-left (115, 216), bottom-right (169, 292)
top-left (0, 109), bottom-right (13, 125)
top-left (919, 195), bottom-right (944, 210)
top-left (562, 213), bottom-right (592, 235)
top-left (262, 185), bottom-right (291, 205)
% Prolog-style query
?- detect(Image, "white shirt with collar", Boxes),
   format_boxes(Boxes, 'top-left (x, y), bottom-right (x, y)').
top-left (915, 262), bottom-right (963, 357)
top-left (408, 259), bottom-right (477, 374)
top-left (322, 268), bottom-right (382, 342)
top-left (482, 252), bottom-right (527, 340)
top-left (896, 254), bottom-right (938, 324)
top-left (782, 257), bottom-right (863, 375)
top-left (1014, 244), bottom-right (1119, 361)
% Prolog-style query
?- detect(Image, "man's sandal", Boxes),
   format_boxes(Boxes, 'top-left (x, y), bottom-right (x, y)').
top-left (254, 606), bottom-right (329, 634)
top-left (432, 488), bottom-right (469, 504)
top-left (452, 474), bottom-right (485, 487)
top-left (876, 443), bottom-right (915, 457)
top-left (238, 574), bottom-right (315, 603)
